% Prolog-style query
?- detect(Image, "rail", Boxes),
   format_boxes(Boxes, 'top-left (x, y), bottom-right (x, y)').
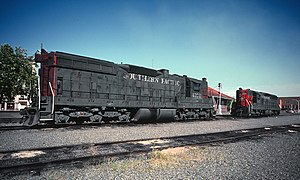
top-left (48, 82), bottom-right (55, 114)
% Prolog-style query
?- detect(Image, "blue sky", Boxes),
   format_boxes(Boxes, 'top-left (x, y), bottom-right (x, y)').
top-left (1, 0), bottom-right (299, 97)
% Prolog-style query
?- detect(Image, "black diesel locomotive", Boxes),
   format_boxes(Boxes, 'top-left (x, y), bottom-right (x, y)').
top-left (22, 49), bottom-right (280, 126)
top-left (22, 49), bottom-right (214, 126)
top-left (232, 88), bottom-right (280, 117)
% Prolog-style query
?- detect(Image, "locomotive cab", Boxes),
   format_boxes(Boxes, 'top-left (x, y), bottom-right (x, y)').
top-left (234, 88), bottom-right (253, 117)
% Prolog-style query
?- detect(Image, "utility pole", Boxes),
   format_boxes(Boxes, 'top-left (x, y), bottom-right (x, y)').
top-left (218, 83), bottom-right (222, 115)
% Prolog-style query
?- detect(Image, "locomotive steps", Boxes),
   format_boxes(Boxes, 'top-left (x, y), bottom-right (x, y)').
top-left (0, 124), bottom-right (299, 174)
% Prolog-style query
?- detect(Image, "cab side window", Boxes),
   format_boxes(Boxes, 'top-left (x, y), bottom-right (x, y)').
top-left (57, 77), bottom-right (63, 95)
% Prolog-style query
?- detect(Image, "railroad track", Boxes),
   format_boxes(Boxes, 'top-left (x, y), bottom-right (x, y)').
top-left (2, 113), bottom-right (293, 131)
top-left (0, 116), bottom-right (221, 131)
top-left (0, 124), bottom-right (299, 174)
top-left (0, 123), bottom-right (74, 131)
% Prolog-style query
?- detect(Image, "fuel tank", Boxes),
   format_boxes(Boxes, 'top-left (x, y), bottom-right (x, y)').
top-left (132, 108), bottom-right (176, 122)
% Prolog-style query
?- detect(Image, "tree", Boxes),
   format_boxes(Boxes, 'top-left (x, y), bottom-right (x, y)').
top-left (0, 44), bottom-right (37, 105)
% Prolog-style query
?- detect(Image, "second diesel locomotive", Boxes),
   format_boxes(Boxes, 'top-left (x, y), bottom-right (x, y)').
top-left (22, 49), bottom-right (214, 126)
top-left (232, 88), bottom-right (280, 117)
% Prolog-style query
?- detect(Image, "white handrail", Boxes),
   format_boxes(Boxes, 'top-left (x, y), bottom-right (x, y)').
top-left (48, 82), bottom-right (55, 114)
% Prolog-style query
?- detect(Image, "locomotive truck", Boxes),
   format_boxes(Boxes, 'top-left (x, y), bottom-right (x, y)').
top-left (21, 49), bottom-right (214, 126)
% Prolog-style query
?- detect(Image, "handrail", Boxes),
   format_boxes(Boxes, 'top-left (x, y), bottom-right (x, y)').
top-left (38, 76), bottom-right (41, 110)
top-left (48, 82), bottom-right (55, 114)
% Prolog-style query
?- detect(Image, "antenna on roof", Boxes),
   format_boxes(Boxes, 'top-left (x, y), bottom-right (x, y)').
top-left (41, 43), bottom-right (43, 50)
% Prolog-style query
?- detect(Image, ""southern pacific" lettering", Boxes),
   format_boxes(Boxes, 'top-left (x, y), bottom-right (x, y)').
top-left (123, 73), bottom-right (180, 86)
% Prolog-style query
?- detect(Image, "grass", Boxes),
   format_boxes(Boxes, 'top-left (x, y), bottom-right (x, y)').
top-left (48, 145), bottom-right (225, 178)
top-left (90, 145), bottom-right (225, 171)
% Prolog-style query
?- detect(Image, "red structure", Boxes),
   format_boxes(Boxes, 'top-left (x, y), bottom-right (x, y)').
top-left (236, 89), bottom-right (252, 107)
top-left (208, 87), bottom-right (234, 115)
top-left (278, 97), bottom-right (300, 112)
top-left (207, 87), bottom-right (234, 100)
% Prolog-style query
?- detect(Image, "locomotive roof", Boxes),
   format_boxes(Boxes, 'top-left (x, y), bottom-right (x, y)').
top-left (256, 91), bottom-right (277, 98)
top-left (187, 77), bottom-right (204, 83)
top-left (121, 64), bottom-right (163, 77)
top-left (55, 51), bottom-right (115, 65)
top-left (51, 50), bottom-right (205, 81)
top-left (242, 88), bottom-right (278, 99)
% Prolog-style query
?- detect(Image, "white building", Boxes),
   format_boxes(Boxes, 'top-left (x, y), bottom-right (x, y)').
top-left (0, 95), bottom-right (30, 111)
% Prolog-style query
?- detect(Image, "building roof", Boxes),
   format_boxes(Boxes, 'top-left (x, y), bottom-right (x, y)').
top-left (278, 97), bottom-right (300, 104)
top-left (208, 87), bottom-right (235, 100)
top-left (278, 97), bottom-right (300, 100)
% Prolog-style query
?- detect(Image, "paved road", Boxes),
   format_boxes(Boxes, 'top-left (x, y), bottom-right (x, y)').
top-left (0, 115), bottom-right (299, 151)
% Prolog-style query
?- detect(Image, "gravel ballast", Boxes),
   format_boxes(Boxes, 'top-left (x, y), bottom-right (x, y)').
top-left (0, 115), bottom-right (300, 152)
top-left (3, 130), bottom-right (300, 179)
top-left (0, 115), bottom-right (300, 151)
